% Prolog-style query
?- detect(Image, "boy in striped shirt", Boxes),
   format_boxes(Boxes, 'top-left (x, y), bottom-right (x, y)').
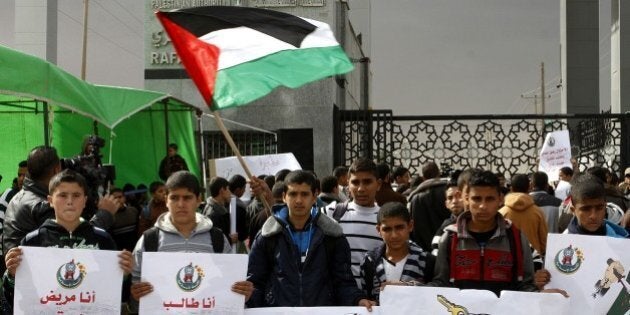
top-left (326, 158), bottom-right (382, 287)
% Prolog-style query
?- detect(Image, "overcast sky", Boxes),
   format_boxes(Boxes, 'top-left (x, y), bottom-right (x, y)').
top-left (362, 0), bottom-right (563, 115)
top-left (2, 0), bottom-right (610, 116)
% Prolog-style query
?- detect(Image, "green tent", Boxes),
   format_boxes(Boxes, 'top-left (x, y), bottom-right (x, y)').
top-left (0, 44), bottom-right (202, 191)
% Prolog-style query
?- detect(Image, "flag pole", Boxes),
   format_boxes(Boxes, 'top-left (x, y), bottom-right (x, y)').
top-left (210, 110), bottom-right (272, 215)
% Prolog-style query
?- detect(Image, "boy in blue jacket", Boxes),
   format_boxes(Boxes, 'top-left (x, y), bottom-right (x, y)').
top-left (246, 170), bottom-right (375, 309)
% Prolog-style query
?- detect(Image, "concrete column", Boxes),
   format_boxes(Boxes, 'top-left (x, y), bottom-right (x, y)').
top-left (14, 0), bottom-right (57, 63)
top-left (561, 0), bottom-right (600, 113)
top-left (611, 0), bottom-right (630, 113)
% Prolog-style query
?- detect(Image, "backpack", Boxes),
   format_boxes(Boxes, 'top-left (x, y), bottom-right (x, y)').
top-left (361, 250), bottom-right (378, 299)
top-left (606, 202), bottom-right (625, 224)
top-left (142, 226), bottom-right (225, 253)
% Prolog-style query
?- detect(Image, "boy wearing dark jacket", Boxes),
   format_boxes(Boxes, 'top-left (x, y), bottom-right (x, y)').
top-left (427, 170), bottom-right (538, 296)
top-left (2, 170), bottom-right (133, 312)
top-left (535, 174), bottom-right (628, 293)
top-left (247, 170), bottom-right (375, 309)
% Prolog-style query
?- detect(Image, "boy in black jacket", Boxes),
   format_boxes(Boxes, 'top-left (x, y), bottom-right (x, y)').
top-left (2, 170), bottom-right (133, 312)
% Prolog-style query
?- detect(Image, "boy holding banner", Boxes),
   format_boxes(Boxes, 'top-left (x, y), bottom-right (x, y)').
top-left (428, 170), bottom-right (538, 295)
top-left (360, 201), bottom-right (433, 302)
top-left (2, 170), bottom-right (134, 312)
top-left (129, 171), bottom-right (253, 306)
top-left (535, 173), bottom-right (628, 290)
top-left (247, 170), bottom-right (375, 309)
top-left (562, 173), bottom-right (628, 238)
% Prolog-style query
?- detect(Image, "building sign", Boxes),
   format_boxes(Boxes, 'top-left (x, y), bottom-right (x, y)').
top-left (251, 0), bottom-right (297, 7)
top-left (300, 0), bottom-right (325, 6)
top-left (250, 0), bottom-right (324, 7)
top-left (146, 0), bottom-right (243, 68)
top-left (150, 0), bottom-right (241, 10)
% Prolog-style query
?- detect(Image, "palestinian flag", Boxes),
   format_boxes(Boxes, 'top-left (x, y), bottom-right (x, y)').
top-left (156, 6), bottom-right (354, 110)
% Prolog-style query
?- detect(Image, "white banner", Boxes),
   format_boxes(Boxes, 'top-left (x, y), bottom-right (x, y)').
top-left (546, 233), bottom-right (630, 315)
top-left (209, 153), bottom-right (301, 201)
top-left (209, 153), bottom-right (302, 179)
top-left (379, 286), bottom-right (569, 315)
top-left (538, 130), bottom-right (572, 182)
top-left (245, 306), bottom-right (380, 315)
top-left (139, 252), bottom-right (248, 315)
top-left (15, 247), bottom-right (123, 315)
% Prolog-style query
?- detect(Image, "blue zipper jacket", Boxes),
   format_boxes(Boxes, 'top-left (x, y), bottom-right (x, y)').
top-left (246, 204), bottom-right (365, 307)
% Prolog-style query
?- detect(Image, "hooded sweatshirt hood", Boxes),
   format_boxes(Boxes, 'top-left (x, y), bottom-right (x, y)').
top-left (155, 212), bottom-right (213, 235)
top-left (499, 192), bottom-right (548, 254)
top-left (504, 193), bottom-right (535, 212)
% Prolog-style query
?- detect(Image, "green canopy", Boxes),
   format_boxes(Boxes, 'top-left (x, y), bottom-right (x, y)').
top-left (0, 44), bottom-right (204, 129)
top-left (0, 45), bottom-right (202, 191)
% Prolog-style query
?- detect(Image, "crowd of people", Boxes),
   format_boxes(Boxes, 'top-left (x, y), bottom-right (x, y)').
top-left (0, 144), bottom-right (629, 314)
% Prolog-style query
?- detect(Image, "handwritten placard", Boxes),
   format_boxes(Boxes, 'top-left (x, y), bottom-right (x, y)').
top-left (209, 153), bottom-right (302, 201)
top-left (139, 252), bottom-right (247, 314)
top-left (538, 130), bottom-right (572, 182)
top-left (15, 247), bottom-right (123, 315)
top-left (209, 153), bottom-right (301, 180)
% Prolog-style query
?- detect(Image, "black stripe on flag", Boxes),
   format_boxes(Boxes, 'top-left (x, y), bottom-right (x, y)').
top-left (162, 6), bottom-right (316, 48)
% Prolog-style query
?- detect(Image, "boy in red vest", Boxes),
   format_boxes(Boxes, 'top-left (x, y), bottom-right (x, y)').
top-left (427, 170), bottom-right (537, 296)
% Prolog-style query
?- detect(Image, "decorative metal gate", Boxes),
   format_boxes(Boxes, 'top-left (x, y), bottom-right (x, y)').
top-left (335, 109), bottom-right (630, 178)
top-left (204, 130), bottom-right (277, 159)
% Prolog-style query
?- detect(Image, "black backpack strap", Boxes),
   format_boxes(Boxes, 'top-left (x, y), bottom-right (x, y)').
top-left (332, 201), bottom-right (349, 222)
top-left (209, 227), bottom-right (225, 253)
top-left (143, 226), bottom-right (224, 253)
top-left (424, 252), bottom-right (436, 282)
top-left (362, 251), bottom-right (377, 299)
top-left (323, 235), bottom-right (337, 264)
top-left (265, 234), bottom-right (278, 267)
top-left (142, 227), bottom-right (160, 252)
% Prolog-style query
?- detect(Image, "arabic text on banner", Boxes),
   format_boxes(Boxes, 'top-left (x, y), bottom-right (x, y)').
top-left (15, 246), bottom-right (123, 315)
top-left (538, 130), bottom-right (572, 182)
top-left (139, 252), bottom-right (247, 315)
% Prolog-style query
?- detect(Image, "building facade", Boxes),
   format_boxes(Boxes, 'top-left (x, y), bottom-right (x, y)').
top-left (144, 0), bottom-right (370, 176)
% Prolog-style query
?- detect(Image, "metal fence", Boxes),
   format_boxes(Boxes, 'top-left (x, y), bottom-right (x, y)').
top-left (203, 131), bottom-right (277, 160)
top-left (334, 109), bottom-right (630, 178)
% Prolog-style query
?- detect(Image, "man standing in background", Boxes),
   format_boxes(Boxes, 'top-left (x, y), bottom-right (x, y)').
top-left (0, 161), bottom-right (27, 233)
top-left (158, 143), bottom-right (189, 181)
